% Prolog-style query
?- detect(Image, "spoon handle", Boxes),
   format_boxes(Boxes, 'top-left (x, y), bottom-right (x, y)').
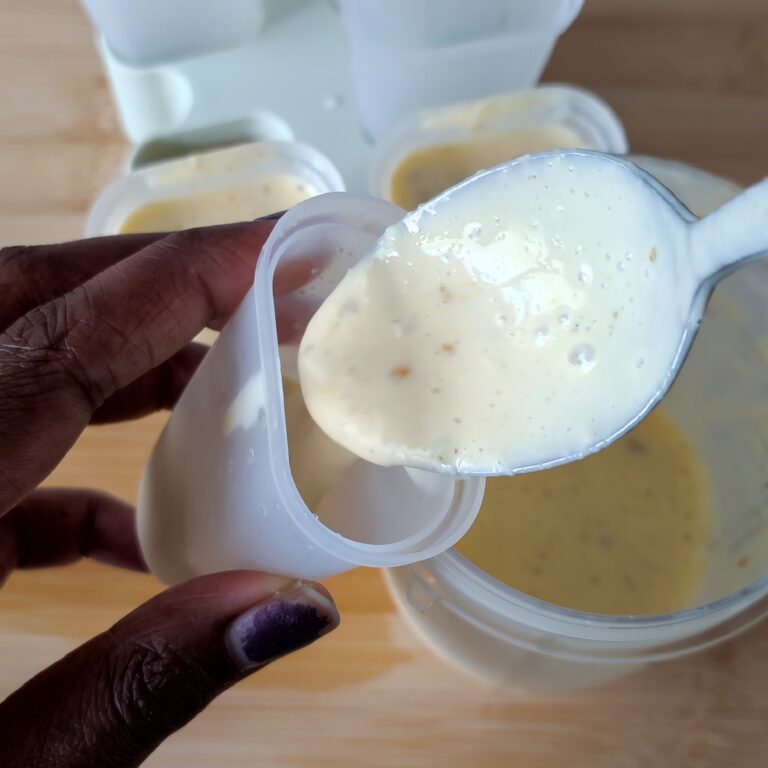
top-left (690, 177), bottom-right (768, 281)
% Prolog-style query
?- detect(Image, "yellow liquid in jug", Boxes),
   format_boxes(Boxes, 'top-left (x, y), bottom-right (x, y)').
top-left (456, 408), bottom-right (713, 615)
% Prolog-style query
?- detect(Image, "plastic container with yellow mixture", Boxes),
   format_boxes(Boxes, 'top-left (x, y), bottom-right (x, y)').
top-left (370, 85), bottom-right (628, 209)
top-left (384, 157), bottom-right (768, 690)
top-left (87, 140), bottom-right (345, 344)
top-left (87, 140), bottom-right (345, 236)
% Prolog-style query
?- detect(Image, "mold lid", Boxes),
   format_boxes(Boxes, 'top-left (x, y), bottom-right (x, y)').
top-left (86, 140), bottom-right (345, 237)
top-left (369, 84), bottom-right (628, 203)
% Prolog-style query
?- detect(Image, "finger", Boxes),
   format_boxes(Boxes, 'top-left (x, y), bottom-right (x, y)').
top-left (89, 254), bottom-right (313, 420)
top-left (273, 253), bottom-right (336, 343)
top-left (90, 260), bottom-right (317, 412)
top-left (0, 571), bottom-right (339, 768)
top-left (91, 342), bottom-right (207, 423)
top-left (0, 220), bottom-right (275, 514)
top-left (0, 233), bottom-right (166, 329)
top-left (0, 488), bottom-right (145, 586)
top-left (273, 258), bottom-right (317, 296)
top-left (0, 211), bottom-right (290, 331)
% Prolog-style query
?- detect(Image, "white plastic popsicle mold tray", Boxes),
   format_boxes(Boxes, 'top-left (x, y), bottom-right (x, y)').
top-left (96, 0), bottom-right (373, 191)
top-left (92, 0), bottom-right (586, 191)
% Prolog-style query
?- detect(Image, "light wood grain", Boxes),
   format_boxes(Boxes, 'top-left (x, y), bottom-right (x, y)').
top-left (2, 1), bottom-right (768, 766)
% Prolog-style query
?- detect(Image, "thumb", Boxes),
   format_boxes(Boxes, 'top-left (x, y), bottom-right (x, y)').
top-left (0, 571), bottom-right (339, 768)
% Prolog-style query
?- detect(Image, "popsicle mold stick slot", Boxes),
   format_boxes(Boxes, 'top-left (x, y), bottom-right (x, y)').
top-left (101, 58), bottom-right (195, 141)
top-left (127, 115), bottom-right (295, 170)
top-left (137, 193), bottom-right (484, 584)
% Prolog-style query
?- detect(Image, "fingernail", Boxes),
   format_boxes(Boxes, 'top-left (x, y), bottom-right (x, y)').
top-left (255, 210), bottom-right (287, 222)
top-left (225, 583), bottom-right (339, 671)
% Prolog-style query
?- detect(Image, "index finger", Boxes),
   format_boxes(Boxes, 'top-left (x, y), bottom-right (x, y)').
top-left (0, 488), bottom-right (146, 588)
top-left (0, 219), bottom-right (275, 514)
top-left (0, 232), bottom-right (166, 329)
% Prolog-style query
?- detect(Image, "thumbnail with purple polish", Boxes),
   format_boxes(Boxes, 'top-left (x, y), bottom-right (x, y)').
top-left (236, 600), bottom-right (332, 665)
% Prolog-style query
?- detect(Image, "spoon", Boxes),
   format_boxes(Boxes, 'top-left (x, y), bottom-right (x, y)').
top-left (537, 150), bottom-right (768, 469)
top-left (299, 150), bottom-right (768, 476)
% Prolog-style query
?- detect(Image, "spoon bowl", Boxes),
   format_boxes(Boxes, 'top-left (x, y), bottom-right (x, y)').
top-left (515, 149), bottom-right (768, 475)
top-left (299, 150), bottom-right (768, 476)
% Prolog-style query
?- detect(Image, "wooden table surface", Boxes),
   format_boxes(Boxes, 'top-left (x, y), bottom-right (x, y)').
top-left (2, 1), bottom-right (768, 766)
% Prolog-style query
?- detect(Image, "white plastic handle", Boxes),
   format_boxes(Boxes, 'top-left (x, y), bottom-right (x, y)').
top-left (690, 177), bottom-right (768, 282)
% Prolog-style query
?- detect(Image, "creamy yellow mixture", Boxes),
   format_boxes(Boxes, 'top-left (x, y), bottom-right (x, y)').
top-left (118, 175), bottom-right (316, 233)
top-left (283, 375), bottom-right (357, 510)
top-left (456, 408), bottom-right (712, 615)
top-left (390, 126), bottom-right (585, 210)
top-left (299, 153), bottom-right (692, 475)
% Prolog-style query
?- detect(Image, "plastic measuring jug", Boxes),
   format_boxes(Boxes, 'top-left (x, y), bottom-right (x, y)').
top-left (385, 158), bottom-right (768, 690)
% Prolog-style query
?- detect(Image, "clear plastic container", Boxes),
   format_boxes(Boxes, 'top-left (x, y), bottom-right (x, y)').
top-left (369, 85), bottom-right (628, 205)
top-left (385, 158), bottom-right (768, 690)
top-left (338, 0), bottom-right (585, 138)
top-left (138, 193), bottom-right (485, 584)
top-left (87, 140), bottom-right (344, 346)
top-left (86, 140), bottom-right (345, 237)
top-left (79, 0), bottom-right (266, 66)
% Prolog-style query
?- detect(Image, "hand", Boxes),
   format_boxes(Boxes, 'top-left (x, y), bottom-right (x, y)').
top-left (0, 223), bottom-right (340, 767)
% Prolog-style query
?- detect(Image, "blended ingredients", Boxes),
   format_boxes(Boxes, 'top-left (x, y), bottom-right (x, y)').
top-left (390, 126), bottom-right (585, 210)
top-left (118, 175), bottom-right (317, 233)
top-left (457, 407), bottom-right (712, 615)
top-left (299, 152), bottom-right (693, 474)
top-left (283, 374), bottom-right (357, 510)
